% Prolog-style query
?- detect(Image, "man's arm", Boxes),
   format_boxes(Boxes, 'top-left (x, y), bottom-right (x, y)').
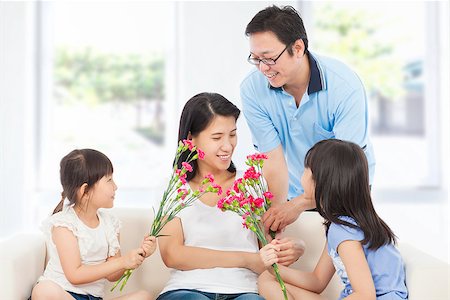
top-left (262, 145), bottom-right (289, 207)
top-left (240, 78), bottom-right (313, 230)
top-left (262, 145), bottom-right (315, 232)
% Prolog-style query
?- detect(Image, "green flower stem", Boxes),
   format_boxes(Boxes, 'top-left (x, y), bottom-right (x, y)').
top-left (269, 229), bottom-right (276, 239)
top-left (252, 219), bottom-right (287, 300)
top-left (272, 263), bottom-right (288, 300)
top-left (110, 269), bottom-right (133, 292)
top-left (111, 144), bottom-right (213, 292)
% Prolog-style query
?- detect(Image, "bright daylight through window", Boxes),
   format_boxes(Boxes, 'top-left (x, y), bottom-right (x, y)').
top-left (38, 2), bottom-right (173, 207)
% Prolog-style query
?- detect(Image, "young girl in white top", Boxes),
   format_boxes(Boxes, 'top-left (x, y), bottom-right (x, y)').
top-left (259, 139), bottom-right (408, 300)
top-left (31, 149), bottom-right (156, 300)
top-left (157, 93), bottom-right (304, 300)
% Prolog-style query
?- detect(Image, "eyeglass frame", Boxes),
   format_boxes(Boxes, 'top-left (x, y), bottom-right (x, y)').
top-left (247, 44), bottom-right (290, 66)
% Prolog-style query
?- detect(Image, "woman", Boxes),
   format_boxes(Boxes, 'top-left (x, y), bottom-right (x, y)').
top-left (157, 92), bottom-right (302, 300)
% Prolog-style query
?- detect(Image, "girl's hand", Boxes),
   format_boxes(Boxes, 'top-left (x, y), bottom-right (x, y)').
top-left (259, 240), bottom-right (280, 268)
top-left (273, 236), bottom-right (306, 266)
top-left (141, 235), bottom-right (157, 258)
top-left (121, 248), bottom-right (145, 269)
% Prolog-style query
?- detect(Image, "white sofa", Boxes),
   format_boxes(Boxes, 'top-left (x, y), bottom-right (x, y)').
top-left (1, 207), bottom-right (449, 299)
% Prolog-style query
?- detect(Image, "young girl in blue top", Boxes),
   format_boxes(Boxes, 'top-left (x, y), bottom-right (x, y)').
top-left (259, 139), bottom-right (408, 300)
top-left (31, 149), bottom-right (156, 300)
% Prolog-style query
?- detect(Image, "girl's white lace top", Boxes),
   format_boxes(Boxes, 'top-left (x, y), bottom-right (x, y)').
top-left (38, 206), bottom-right (121, 297)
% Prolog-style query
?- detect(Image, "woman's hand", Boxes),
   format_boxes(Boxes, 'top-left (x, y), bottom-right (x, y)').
top-left (259, 240), bottom-right (280, 268)
top-left (245, 252), bottom-right (267, 274)
top-left (141, 235), bottom-right (157, 258)
top-left (121, 248), bottom-right (145, 269)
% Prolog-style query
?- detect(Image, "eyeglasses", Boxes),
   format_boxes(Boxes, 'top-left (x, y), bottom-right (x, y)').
top-left (247, 45), bottom-right (289, 66)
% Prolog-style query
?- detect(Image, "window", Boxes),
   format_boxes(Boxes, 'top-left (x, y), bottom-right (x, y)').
top-left (309, 1), bottom-right (440, 188)
top-left (37, 2), bottom-right (175, 214)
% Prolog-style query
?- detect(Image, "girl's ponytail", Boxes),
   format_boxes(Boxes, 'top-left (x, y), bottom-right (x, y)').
top-left (52, 192), bottom-right (65, 215)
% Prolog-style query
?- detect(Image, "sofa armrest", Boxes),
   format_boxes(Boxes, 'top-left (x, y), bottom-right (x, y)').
top-left (398, 243), bottom-right (450, 300)
top-left (0, 232), bottom-right (46, 300)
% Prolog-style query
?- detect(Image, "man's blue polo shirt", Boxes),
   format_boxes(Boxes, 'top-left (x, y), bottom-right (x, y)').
top-left (240, 51), bottom-right (375, 199)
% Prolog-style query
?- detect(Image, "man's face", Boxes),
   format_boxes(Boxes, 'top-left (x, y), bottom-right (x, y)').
top-left (249, 31), bottom-right (301, 88)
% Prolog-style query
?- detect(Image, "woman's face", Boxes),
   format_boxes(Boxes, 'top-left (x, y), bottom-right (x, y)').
top-left (192, 115), bottom-right (237, 174)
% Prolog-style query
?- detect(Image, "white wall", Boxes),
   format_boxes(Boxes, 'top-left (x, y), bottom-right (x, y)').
top-left (439, 1), bottom-right (449, 189)
top-left (0, 2), bottom-right (37, 236)
top-left (172, 1), bottom-right (297, 170)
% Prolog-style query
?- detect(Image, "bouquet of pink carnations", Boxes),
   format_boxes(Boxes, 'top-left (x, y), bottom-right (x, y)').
top-left (217, 153), bottom-right (288, 300)
top-left (112, 140), bottom-right (220, 291)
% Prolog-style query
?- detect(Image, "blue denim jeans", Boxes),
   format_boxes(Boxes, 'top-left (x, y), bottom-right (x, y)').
top-left (68, 291), bottom-right (103, 300)
top-left (157, 289), bottom-right (264, 300)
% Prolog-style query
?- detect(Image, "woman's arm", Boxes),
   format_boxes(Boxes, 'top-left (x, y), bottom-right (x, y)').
top-left (158, 217), bottom-right (264, 274)
top-left (53, 227), bottom-right (145, 285)
top-left (261, 242), bottom-right (336, 293)
top-left (338, 241), bottom-right (376, 300)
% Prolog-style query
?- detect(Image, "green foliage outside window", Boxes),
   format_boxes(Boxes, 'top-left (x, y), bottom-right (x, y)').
top-left (313, 3), bottom-right (404, 100)
top-left (54, 47), bottom-right (164, 104)
top-left (54, 46), bottom-right (165, 143)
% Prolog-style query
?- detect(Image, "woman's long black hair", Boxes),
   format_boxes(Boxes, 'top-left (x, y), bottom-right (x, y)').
top-left (305, 139), bottom-right (396, 250)
top-left (177, 92), bottom-right (240, 181)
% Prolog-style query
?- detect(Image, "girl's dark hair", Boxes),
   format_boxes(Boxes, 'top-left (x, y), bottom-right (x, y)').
top-left (52, 149), bottom-right (113, 214)
top-left (177, 92), bottom-right (240, 181)
top-left (245, 5), bottom-right (308, 55)
top-left (304, 139), bottom-right (396, 250)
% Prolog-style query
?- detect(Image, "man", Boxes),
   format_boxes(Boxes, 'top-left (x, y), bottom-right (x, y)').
top-left (240, 5), bottom-right (375, 232)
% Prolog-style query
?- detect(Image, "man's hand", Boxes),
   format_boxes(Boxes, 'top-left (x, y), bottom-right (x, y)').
top-left (263, 194), bottom-right (315, 232)
top-left (263, 201), bottom-right (300, 232)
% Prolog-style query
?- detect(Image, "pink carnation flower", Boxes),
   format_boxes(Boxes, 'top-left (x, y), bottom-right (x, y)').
top-left (205, 173), bottom-right (214, 183)
top-left (177, 188), bottom-right (189, 200)
top-left (182, 162), bottom-right (193, 172)
top-left (264, 191), bottom-right (274, 199)
top-left (183, 139), bottom-right (194, 150)
top-left (197, 149), bottom-right (205, 160)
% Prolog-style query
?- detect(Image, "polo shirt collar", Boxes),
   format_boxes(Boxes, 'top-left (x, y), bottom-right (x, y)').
top-left (268, 51), bottom-right (324, 95)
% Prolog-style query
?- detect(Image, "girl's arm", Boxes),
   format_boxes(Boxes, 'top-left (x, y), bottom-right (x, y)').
top-left (260, 242), bottom-right (336, 293)
top-left (103, 233), bottom-right (125, 282)
top-left (53, 227), bottom-right (145, 285)
top-left (273, 236), bottom-right (306, 266)
top-left (158, 217), bottom-right (264, 274)
top-left (105, 250), bottom-right (124, 281)
top-left (141, 235), bottom-right (157, 258)
top-left (338, 240), bottom-right (376, 300)
top-left (105, 235), bottom-right (156, 282)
